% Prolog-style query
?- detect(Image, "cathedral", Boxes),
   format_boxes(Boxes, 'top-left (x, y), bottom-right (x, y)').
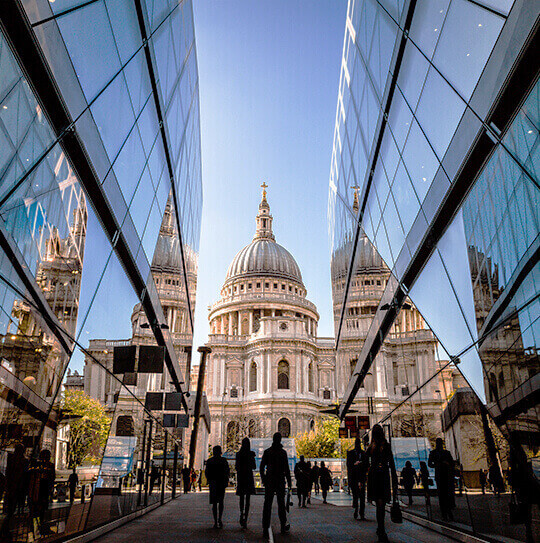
top-left (206, 187), bottom-right (454, 451)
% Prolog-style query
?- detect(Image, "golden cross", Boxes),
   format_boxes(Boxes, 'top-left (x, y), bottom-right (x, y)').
top-left (261, 182), bottom-right (268, 197)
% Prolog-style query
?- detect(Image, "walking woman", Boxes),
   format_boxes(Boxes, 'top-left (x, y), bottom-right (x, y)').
top-left (367, 424), bottom-right (398, 543)
top-left (205, 446), bottom-right (230, 529)
top-left (235, 437), bottom-right (256, 528)
top-left (400, 461), bottom-right (417, 505)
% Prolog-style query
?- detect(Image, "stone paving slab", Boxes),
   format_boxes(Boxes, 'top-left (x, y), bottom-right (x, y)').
top-left (92, 490), bottom-right (460, 543)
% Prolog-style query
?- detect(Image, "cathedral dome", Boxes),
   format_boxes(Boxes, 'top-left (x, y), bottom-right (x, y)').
top-left (331, 229), bottom-right (386, 280)
top-left (224, 185), bottom-right (304, 287)
top-left (225, 238), bottom-right (303, 285)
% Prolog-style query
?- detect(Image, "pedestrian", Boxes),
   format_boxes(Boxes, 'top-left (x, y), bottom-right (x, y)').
top-left (428, 438), bottom-right (456, 521)
top-left (400, 461), bottom-right (416, 505)
top-left (319, 461), bottom-right (333, 504)
top-left (479, 468), bottom-right (487, 494)
top-left (190, 467), bottom-right (197, 491)
top-left (346, 437), bottom-right (368, 520)
top-left (197, 469), bottom-right (203, 492)
top-left (418, 461), bottom-right (431, 505)
top-left (235, 437), bottom-right (256, 528)
top-left (312, 461), bottom-right (320, 495)
top-left (181, 465), bottom-right (191, 493)
top-left (366, 424), bottom-right (398, 543)
top-left (0, 443), bottom-right (28, 539)
top-left (205, 445), bottom-right (230, 529)
top-left (294, 455), bottom-right (310, 508)
top-left (68, 467), bottom-right (79, 505)
top-left (306, 461), bottom-right (313, 504)
top-left (260, 432), bottom-right (291, 538)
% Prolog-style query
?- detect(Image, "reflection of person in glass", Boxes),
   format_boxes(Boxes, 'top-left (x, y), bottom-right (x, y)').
top-left (0, 443), bottom-right (28, 539)
top-left (418, 461), bottom-right (431, 505)
top-left (68, 467), bottom-right (79, 504)
top-left (205, 445), bottom-right (230, 529)
top-left (428, 438), bottom-right (455, 521)
top-left (28, 449), bottom-right (56, 535)
top-left (346, 437), bottom-right (368, 519)
top-left (235, 437), bottom-right (256, 528)
top-left (509, 433), bottom-right (540, 543)
top-left (400, 461), bottom-right (417, 506)
top-left (366, 424), bottom-right (398, 543)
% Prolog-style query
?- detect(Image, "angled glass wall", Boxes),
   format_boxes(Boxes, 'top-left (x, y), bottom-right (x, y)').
top-left (0, 0), bottom-right (201, 541)
top-left (329, 1), bottom-right (539, 541)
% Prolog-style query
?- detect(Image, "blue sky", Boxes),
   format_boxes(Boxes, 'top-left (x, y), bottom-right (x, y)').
top-left (192, 1), bottom-right (348, 350)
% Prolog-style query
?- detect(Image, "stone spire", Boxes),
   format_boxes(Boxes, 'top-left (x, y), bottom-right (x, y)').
top-left (254, 182), bottom-right (275, 241)
top-left (351, 184), bottom-right (360, 214)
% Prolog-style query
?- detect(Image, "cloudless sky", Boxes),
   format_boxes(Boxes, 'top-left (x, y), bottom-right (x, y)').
top-left (192, 1), bottom-right (348, 352)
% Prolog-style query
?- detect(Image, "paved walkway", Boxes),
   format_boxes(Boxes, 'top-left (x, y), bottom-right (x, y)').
top-left (93, 491), bottom-right (461, 543)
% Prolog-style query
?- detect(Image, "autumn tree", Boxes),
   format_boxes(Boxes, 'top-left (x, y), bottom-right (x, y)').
top-left (62, 389), bottom-right (111, 467)
top-left (295, 417), bottom-right (349, 458)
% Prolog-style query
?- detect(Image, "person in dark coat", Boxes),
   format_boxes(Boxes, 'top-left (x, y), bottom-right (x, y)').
top-left (479, 468), bottom-right (487, 494)
top-left (205, 445), bottom-right (230, 529)
top-left (311, 461), bottom-right (320, 495)
top-left (400, 461), bottom-right (417, 505)
top-left (319, 461), bottom-right (333, 504)
top-left (294, 455), bottom-right (310, 507)
top-left (235, 437), bottom-right (256, 528)
top-left (347, 437), bottom-right (368, 520)
top-left (181, 465), bottom-right (191, 493)
top-left (306, 461), bottom-right (313, 504)
top-left (260, 432), bottom-right (291, 537)
top-left (367, 424), bottom-right (398, 543)
top-left (428, 438), bottom-right (456, 521)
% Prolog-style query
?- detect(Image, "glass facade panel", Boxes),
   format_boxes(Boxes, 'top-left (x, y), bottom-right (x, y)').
top-left (329, 1), bottom-right (538, 541)
top-left (0, 0), bottom-right (201, 540)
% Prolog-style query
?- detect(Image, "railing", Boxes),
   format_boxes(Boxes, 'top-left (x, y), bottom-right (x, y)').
top-left (209, 292), bottom-right (318, 313)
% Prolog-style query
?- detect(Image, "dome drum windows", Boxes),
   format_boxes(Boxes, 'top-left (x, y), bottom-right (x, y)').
top-left (277, 360), bottom-right (290, 389)
top-left (249, 361), bottom-right (257, 392)
top-left (278, 417), bottom-right (291, 438)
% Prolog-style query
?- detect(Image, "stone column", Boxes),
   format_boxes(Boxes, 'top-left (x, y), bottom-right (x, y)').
top-left (228, 313), bottom-right (233, 336)
top-left (249, 310), bottom-right (253, 334)
top-left (220, 314), bottom-right (225, 334)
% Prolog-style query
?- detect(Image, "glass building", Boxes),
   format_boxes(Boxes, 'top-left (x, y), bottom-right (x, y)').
top-left (0, 0), bottom-right (201, 541)
top-left (329, 1), bottom-right (539, 541)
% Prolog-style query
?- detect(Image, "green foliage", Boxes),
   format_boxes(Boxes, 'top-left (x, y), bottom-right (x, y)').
top-left (295, 417), bottom-right (350, 458)
top-left (62, 389), bottom-right (111, 467)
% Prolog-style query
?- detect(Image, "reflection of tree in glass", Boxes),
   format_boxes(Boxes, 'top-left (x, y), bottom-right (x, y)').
top-left (295, 417), bottom-right (348, 458)
top-left (62, 390), bottom-right (110, 467)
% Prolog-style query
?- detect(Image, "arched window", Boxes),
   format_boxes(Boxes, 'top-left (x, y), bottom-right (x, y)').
top-left (116, 415), bottom-right (134, 437)
top-left (226, 420), bottom-right (240, 451)
top-left (249, 361), bottom-right (257, 392)
top-left (308, 362), bottom-right (314, 392)
top-left (248, 418), bottom-right (257, 438)
top-left (278, 360), bottom-right (289, 389)
top-left (278, 417), bottom-right (291, 438)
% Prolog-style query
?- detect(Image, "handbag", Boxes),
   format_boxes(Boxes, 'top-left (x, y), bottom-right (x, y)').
top-left (390, 500), bottom-right (403, 524)
top-left (509, 494), bottom-right (528, 525)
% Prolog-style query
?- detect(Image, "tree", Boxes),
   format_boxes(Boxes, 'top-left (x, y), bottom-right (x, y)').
top-left (62, 389), bottom-right (111, 467)
top-left (295, 417), bottom-right (350, 458)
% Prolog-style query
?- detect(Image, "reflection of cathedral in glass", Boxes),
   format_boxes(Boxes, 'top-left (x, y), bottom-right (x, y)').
top-left (0, 152), bottom-right (87, 456)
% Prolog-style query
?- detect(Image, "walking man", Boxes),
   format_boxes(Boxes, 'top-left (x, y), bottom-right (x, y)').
top-left (347, 437), bottom-right (368, 520)
top-left (260, 432), bottom-right (291, 538)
